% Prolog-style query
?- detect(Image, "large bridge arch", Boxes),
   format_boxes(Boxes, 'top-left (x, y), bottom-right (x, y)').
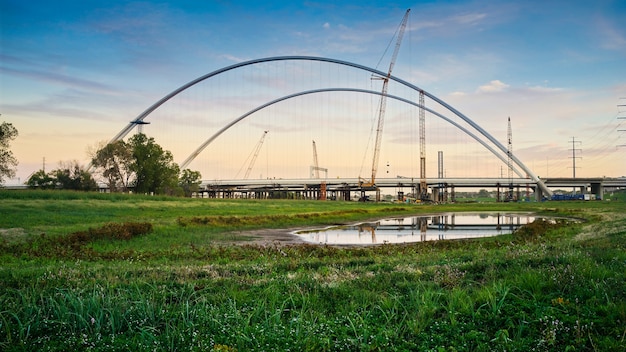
top-left (110, 56), bottom-right (551, 196)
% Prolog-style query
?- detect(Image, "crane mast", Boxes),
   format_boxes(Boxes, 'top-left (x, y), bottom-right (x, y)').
top-left (243, 130), bottom-right (268, 179)
top-left (419, 90), bottom-right (427, 200)
top-left (312, 140), bottom-right (320, 179)
top-left (362, 9), bottom-right (410, 190)
top-left (310, 140), bottom-right (328, 179)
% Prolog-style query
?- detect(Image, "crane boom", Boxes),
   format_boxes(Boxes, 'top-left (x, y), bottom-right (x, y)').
top-left (243, 130), bottom-right (268, 179)
top-left (366, 9), bottom-right (410, 187)
top-left (312, 140), bottom-right (320, 179)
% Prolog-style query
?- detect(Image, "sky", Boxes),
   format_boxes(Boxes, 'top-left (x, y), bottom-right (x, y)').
top-left (1, 0), bottom-right (625, 185)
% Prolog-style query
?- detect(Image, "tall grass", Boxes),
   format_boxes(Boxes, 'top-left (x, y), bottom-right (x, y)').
top-left (1, 190), bottom-right (625, 350)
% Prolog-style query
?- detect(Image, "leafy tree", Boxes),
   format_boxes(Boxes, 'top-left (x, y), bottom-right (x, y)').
top-left (179, 169), bottom-right (202, 197)
top-left (26, 169), bottom-right (55, 189)
top-left (91, 140), bottom-right (134, 192)
top-left (26, 162), bottom-right (97, 191)
top-left (52, 161), bottom-right (98, 191)
top-left (0, 122), bottom-right (18, 185)
top-left (477, 189), bottom-right (491, 198)
top-left (128, 134), bottom-right (180, 195)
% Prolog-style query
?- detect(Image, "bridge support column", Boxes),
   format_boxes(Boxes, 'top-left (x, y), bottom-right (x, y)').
top-left (535, 186), bottom-right (543, 202)
top-left (591, 182), bottom-right (604, 200)
top-left (496, 184), bottom-right (501, 202)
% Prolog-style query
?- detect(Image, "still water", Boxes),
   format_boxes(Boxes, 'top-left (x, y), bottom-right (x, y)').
top-left (294, 212), bottom-right (536, 245)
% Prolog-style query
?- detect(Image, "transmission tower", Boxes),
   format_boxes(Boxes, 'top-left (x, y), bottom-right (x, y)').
top-left (619, 98), bottom-right (626, 148)
top-left (569, 137), bottom-right (582, 178)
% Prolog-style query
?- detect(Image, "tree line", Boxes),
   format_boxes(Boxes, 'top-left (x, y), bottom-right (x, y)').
top-left (1, 121), bottom-right (202, 197)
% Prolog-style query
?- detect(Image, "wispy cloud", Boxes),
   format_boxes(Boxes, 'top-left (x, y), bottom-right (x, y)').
top-left (594, 15), bottom-right (626, 52)
top-left (476, 80), bottom-right (510, 93)
top-left (0, 66), bottom-right (114, 93)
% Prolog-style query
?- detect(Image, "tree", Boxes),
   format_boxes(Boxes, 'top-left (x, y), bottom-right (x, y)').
top-left (52, 161), bottom-right (98, 191)
top-left (128, 134), bottom-right (180, 195)
top-left (26, 162), bottom-right (97, 191)
top-left (26, 170), bottom-right (55, 189)
top-left (0, 122), bottom-right (18, 185)
top-left (179, 169), bottom-right (202, 197)
top-left (477, 189), bottom-right (491, 198)
top-left (91, 140), bottom-right (134, 192)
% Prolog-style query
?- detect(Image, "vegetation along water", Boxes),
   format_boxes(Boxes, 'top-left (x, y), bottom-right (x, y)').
top-left (0, 189), bottom-right (624, 351)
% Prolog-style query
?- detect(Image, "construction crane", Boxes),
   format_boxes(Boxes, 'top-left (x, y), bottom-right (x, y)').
top-left (310, 140), bottom-right (329, 179)
top-left (419, 91), bottom-right (427, 200)
top-left (312, 140), bottom-right (320, 178)
top-left (240, 130), bottom-right (268, 179)
top-left (360, 9), bottom-right (410, 194)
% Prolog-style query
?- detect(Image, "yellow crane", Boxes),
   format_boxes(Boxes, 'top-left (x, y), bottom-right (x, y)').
top-left (360, 9), bottom-right (410, 196)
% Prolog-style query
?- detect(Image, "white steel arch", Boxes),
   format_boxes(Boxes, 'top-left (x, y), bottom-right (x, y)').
top-left (109, 56), bottom-right (551, 196)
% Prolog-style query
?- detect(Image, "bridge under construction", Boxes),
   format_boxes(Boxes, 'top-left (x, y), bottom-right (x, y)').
top-left (195, 176), bottom-right (626, 202)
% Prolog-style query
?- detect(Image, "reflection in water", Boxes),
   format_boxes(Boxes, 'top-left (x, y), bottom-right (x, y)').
top-left (295, 213), bottom-right (534, 245)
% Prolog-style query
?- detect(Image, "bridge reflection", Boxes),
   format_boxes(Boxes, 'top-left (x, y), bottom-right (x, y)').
top-left (296, 213), bottom-right (534, 245)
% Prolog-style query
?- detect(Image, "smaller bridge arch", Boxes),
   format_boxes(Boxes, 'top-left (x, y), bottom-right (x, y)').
top-left (180, 87), bottom-right (526, 179)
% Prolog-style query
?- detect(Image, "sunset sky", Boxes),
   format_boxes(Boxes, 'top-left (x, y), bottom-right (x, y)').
top-left (1, 0), bottom-right (625, 184)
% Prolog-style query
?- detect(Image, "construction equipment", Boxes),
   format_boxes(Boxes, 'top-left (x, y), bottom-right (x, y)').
top-left (360, 9), bottom-right (410, 194)
top-left (310, 140), bottom-right (328, 178)
top-left (240, 130), bottom-right (268, 179)
top-left (419, 90), bottom-right (427, 200)
top-left (313, 140), bottom-right (320, 178)
top-left (310, 140), bottom-right (328, 200)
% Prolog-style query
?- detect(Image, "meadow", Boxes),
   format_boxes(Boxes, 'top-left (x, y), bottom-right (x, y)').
top-left (0, 190), bottom-right (624, 351)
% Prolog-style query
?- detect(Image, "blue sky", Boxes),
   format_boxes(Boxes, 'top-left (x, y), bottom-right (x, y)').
top-left (1, 0), bottom-right (625, 183)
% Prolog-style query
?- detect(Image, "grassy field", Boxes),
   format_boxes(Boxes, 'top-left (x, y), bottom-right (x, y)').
top-left (1, 190), bottom-right (625, 351)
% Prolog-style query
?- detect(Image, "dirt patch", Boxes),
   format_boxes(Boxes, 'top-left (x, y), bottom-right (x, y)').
top-left (229, 227), bottom-right (307, 246)
top-left (0, 228), bottom-right (28, 243)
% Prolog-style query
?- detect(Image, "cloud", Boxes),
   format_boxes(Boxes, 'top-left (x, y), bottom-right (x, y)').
top-left (476, 80), bottom-right (510, 93)
top-left (0, 66), bottom-right (114, 94)
top-left (323, 22), bottom-right (330, 29)
top-left (452, 13), bottom-right (487, 26)
top-left (220, 54), bottom-right (247, 63)
top-left (595, 15), bottom-right (626, 52)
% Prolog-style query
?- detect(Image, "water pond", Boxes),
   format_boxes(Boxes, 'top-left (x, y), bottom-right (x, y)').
top-left (294, 212), bottom-right (549, 245)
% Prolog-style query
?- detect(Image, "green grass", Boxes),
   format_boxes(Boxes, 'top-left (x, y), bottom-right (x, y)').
top-left (1, 189), bottom-right (625, 351)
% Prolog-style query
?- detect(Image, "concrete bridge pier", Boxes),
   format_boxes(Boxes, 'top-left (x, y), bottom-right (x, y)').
top-left (591, 182), bottom-right (604, 200)
top-left (431, 188), bottom-right (439, 203)
top-left (534, 186), bottom-right (543, 202)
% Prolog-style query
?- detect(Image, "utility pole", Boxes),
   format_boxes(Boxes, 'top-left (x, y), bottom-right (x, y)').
top-left (569, 137), bottom-right (582, 179)
top-left (619, 98), bottom-right (626, 148)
